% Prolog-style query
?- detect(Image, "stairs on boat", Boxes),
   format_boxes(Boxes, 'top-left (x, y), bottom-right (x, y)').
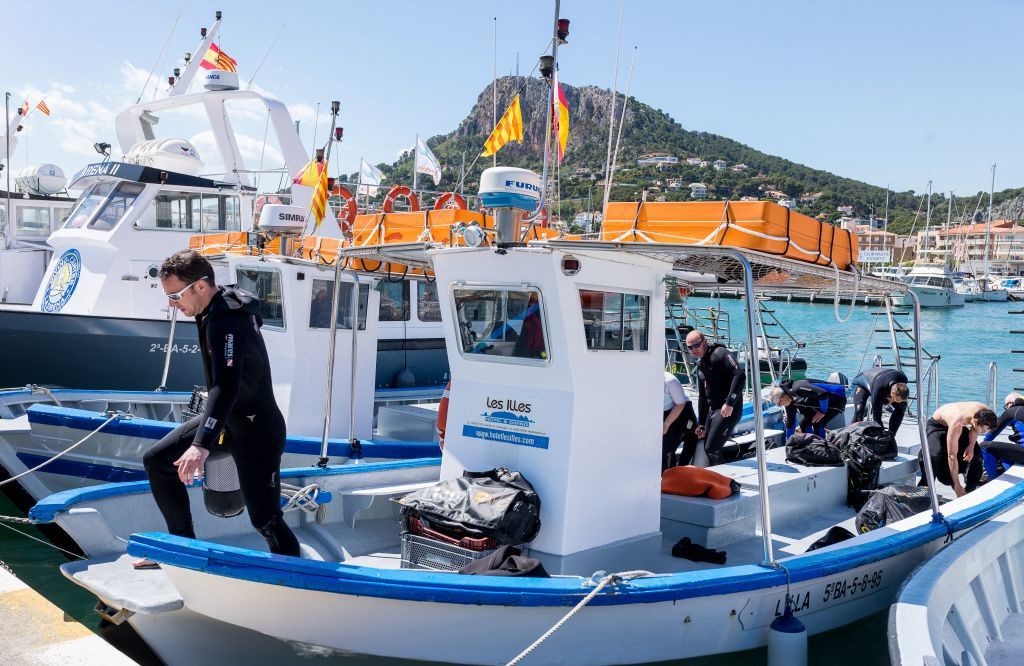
top-left (868, 295), bottom-right (939, 417)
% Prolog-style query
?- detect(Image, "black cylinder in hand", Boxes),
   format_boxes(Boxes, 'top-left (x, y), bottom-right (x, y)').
top-left (203, 447), bottom-right (244, 518)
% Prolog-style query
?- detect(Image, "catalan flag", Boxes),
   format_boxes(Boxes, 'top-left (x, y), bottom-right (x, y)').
top-left (35, 100), bottom-right (50, 116)
top-left (552, 70), bottom-right (569, 164)
top-left (293, 159), bottom-right (329, 228)
top-left (199, 43), bottom-right (238, 73)
top-left (481, 95), bottom-right (523, 157)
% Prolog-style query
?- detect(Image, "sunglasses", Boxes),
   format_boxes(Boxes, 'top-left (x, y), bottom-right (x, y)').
top-left (165, 280), bottom-right (200, 302)
top-left (686, 340), bottom-right (704, 350)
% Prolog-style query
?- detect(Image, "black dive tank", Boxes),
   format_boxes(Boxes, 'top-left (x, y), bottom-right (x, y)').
top-left (203, 445), bottom-right (244, 517)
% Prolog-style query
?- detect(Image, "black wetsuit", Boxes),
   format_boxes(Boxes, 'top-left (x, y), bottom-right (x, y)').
top-left (696, 343), bottom-right (745, 465)
top-left (851, 367), bottom-right (908, 434)
top-left (780, 378), bottom-right (847, 438)
top-left (143, 286), bottom-right (299, 556)
top-left (981, 401), bottom-right (1024, 478)
top-left (919, 418), bottom-right (983, 492)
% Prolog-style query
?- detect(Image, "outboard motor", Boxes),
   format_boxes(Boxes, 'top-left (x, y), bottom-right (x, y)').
top-left (478, 166), bottom-right (542, 245)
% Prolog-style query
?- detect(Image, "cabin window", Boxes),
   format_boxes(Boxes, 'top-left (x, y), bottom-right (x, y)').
top-left (235, 267), bottom-right (285, 330)
top-left (453, 287), bottom-right (549, 363)
top-left (579, 289), bottom-right (650, 352)
top-left (15, 206), bottom-right (50, 236)
top-left (137, 192), bottom-right (241, 232)
top-left (89, 182), bottom-right (145, 231)
top-left (64, 182), bottom-right (115, 229)
top-left (308, 279), bottom-right (369, 330)
top-left (378, 280), bottom-right (410, 321)
top-left (417, 281), bottom-right (442, 322)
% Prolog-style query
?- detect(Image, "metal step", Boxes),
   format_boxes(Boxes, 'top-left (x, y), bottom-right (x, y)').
top-left (870, 310), bottom-right (909, 316)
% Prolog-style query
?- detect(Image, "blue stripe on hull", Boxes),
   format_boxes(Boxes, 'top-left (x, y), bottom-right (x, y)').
top-left (15, 452), bottom-right (147, 484)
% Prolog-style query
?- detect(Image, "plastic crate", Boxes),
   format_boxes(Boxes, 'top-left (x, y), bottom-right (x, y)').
top-left (400, 515), bottom-right (527, 571)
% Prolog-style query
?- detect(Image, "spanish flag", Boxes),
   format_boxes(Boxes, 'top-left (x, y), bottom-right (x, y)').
top-left (293, 159), bottom-right (329, 228)
top-left (481, 95), bottom-right (523, 157)
top-left (199, 43), bottom-right (238, 73)
top-left (552, 70), bottom-right (569, 164)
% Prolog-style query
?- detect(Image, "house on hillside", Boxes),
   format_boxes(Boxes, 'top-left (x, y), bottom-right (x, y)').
top-left (778, 199), bottom-right (796, 209)
top-left (740, 196), bottom-right (760, 202)
top-left (837, 205), bottom-right (854, 216)
top-left (686, 157), bottom-right (702, 166)
top-left (667, 180), bottom-right (682, 191)
top-left (637, 153), bottom-right (679, 168)
top-left (699, 160), bottom-right (710, 168)
top-left (712, 159), bottom-right (727, 171)
top-left (764, 190), bottom-right (786, 200)
top-left (731, 163), bottom-right (749, 172)
top-left (689, 183), bottom-right (708, 199)
top-left (799, 192), bottom-right (823, 204)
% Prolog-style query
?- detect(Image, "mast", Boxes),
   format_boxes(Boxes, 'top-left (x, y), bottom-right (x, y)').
top-left (412, 133), bottom-right (418, 191)
top-left (945, 191), bottom-right (953, 270)
top-left (922, 180), bottom-right (932, 258)
top-left (983, 163), bottom-right (995, 278)
top-left (601, 0), bottom-right (626, 219)
top-left (883, 184), bottom-right (889, 234)
top-left (4, 93), bottom-right (10, 251)
top-left (492, 16), bottom-right (498, 169)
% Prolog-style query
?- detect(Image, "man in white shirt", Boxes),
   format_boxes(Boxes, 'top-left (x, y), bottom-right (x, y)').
top-left (663, 371), bottom-right (697, 470)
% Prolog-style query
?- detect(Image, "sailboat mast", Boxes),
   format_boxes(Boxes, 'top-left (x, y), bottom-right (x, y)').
top-left (983, 163), bottom-right (995, 277)
top-left (945, 191), bottom-right (953, 269)
top-left (412, 133), bottom-right (418, 191)
top-left (923, 180), bottom-right (932, 257)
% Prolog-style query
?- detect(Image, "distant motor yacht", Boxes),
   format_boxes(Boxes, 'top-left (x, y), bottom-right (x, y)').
top-left (899, 265), bottom-right (966, 308)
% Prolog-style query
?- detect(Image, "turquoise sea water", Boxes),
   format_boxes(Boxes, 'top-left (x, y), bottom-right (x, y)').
top-left (689, 297), bottom-right (1023, 404)
top-left (0, 299), bottom-right (1020, 664)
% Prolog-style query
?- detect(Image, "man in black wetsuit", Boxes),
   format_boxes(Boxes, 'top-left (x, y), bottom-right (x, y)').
top-left (685, 331), bottom-right (744, 466)
top-left (850, 367), bottom-right (909, 435)
top-left (770, 378), bottom-right (847, 439)
top-left (980, 393), bottom-right (1024, 480)
top-left (138, 250), bottom-right (299, 566)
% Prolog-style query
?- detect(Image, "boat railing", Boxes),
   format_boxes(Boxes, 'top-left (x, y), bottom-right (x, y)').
top-left (988, 361), bottom-right (999, 408)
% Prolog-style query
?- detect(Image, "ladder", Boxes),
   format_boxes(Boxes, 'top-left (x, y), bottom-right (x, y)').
top-left (753, 297), bottom-right (805, 384)
top-left (1012, 307), bottom-right (1024, 392)
top-left (665, 300), bottom-right (699, 390)
top-left (867, 294), bottom-right (939, 416)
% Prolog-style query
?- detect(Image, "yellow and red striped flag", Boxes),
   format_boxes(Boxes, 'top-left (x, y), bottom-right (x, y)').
top-left (199, 43), bottom-right (238, 73)
top-left (18, 101), bottom-right (29, 116)
top-left (35, 100), bottom-right (50, 116)
top-left (293, 159), bottom-right (329, 228)
top-left (552, 70), bottom-right (569, 164)
top-left (481, 95), bottom-right (523, 157)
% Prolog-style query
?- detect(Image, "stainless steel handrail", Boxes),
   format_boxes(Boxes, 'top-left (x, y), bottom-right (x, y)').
top-left (988, 361), bottom-right (999, 408)
top-left (910, 288), bottom-right (943, 519)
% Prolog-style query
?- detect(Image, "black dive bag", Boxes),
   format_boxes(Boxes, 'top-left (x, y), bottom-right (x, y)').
top-left (397, 468), bottom-right (541, 545)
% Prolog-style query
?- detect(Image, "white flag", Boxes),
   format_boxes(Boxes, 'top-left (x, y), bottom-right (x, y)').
top-left (415, 137), bottom-right (442, 186)
top-left (358, 158), bottom-right (384, 197)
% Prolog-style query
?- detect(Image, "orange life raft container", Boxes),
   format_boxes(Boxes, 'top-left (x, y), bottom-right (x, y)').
top-left (599, 200), bottom-right (858, 270)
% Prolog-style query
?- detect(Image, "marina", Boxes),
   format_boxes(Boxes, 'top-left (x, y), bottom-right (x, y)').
top-left (4, 3), bottom-right (1024, 665)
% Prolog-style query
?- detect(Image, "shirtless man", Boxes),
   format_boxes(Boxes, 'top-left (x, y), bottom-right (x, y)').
top-left (920, 402), bottom-right (998, 497)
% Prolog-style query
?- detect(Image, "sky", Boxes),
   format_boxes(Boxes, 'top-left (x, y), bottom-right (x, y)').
top-left (3, 0), bottom-right (1023, 196)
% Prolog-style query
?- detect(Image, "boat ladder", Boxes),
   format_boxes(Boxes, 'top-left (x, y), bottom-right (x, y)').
top-left (753, 296), bottom-right (805, 384)
top-left (1012, 307), bottom-right (1024, 392)
top-left (868, 294), bottom-right (939, 417)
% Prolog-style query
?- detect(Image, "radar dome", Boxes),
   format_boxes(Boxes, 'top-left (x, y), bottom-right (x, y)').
top-left (478, 167), bottom-right (541, 212)
top-left (124, 138), bottom-right (205, 176)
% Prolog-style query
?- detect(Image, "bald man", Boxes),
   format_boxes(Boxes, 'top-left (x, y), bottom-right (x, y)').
top-left (686, 330), bottom-right (745, 466)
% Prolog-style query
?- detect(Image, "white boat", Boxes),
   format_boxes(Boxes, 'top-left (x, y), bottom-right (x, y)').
top-left (38, 162), bottom-right (1021, 664)
top-left (0, 13), bottom-right (448, 393)
top-left (889, 497), bottom-right (1024, 665)
top-left (998, 276), bottom-right (1024, 300)
top-left (953, 276), bottom-right (1008, 302)
top-left (871, 265), bottom-right (908, 282)
top-left (2, 103), bottom-right (76, 303)
top-left (899, 265), bottom-right (966, 308)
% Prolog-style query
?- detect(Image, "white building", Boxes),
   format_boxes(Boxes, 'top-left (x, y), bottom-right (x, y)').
top-left (712, 159), bottom-right (727, 171)
top-left (689, 182), bottom-right (707, 199)
top-left (837, 205), bottom-right (854, 216)
top-left (918, 220), bottom-right (1024, 274)
top-left (686, 157), bottom-right (702, 166)
top-left (731, 163), bottom-right (749, 172)
top-left (637, 154), bottom-right (679, 167)
top-left (778, 199), bottom-right (797, 209)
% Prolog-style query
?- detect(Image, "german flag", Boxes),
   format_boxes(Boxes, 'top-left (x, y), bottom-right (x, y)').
top-left (199, 43), bottom-right (238, 73)
top-left (481, 95), bottom-right (524, 157)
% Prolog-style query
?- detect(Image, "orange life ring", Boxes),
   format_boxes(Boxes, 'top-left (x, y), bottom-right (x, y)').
top-left (330, 184), bottom-right (357, 232)
top-left (433, 192), bottom-right (467, 211)
top-left (436, 381), bottom-right (450, 450)
top-left (382, 185), bottom-right (420, 213)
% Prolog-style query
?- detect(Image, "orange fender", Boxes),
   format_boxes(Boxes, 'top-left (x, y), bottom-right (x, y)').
top-left (436, 381), bottom-right (450, 450)
top-left (433, 192), bottom-right (467, 211)
top-left (382, 185), bottom-right (420, 213)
